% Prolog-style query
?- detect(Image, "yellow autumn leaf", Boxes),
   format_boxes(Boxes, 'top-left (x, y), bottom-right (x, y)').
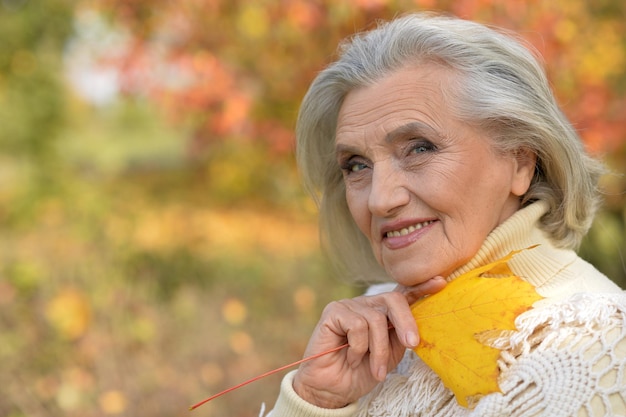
top-left (410, 247), bottom-right (543, 408)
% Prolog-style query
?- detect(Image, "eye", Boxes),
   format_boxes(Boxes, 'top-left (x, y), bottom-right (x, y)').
top-left (408, 140), bottom-right (436, 155)
top-left (350, 162), bottom-right (368, 173)
top-left (412, 145), bottom-right (429, 154)
top-left (340, 157), bottom-right (370, 174)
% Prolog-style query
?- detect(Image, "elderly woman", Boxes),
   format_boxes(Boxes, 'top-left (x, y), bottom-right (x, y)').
top-left (266, 13), bottom-right (626, 417)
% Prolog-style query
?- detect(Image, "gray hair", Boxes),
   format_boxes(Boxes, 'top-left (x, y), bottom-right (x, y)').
top-left (296, 12), bottom-right (605, 282)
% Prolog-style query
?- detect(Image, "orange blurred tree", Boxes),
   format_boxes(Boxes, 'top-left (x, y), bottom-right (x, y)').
top-left (87, 0), bottom-right (625, 284)
top-left (89, 0), bottom-right (626, 157)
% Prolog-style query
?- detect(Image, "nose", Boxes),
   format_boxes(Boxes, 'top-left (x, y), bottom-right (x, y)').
top-left (368, 161), bottom-right (410, 217)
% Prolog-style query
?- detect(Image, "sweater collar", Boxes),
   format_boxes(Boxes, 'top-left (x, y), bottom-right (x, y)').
top-left (446, 200), bottom-right (575, 289)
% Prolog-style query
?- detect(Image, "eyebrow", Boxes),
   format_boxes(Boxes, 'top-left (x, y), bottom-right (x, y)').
top-left (385, 121), bottom-right (439, 144)
top-left (335, 121), bottom-right (442, 157)
top-left (334, 142), bottom-right (359, 160)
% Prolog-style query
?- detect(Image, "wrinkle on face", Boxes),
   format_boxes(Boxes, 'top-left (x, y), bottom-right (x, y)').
top-left (334, 63), bottom-right (529, 286)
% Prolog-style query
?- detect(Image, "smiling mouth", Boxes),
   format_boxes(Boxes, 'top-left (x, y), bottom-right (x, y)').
top-left (385, 220), bottom-right (435, 238)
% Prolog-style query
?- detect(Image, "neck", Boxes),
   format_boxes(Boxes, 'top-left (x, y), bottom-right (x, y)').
top-left (447, 201), bottom-right (576, 290)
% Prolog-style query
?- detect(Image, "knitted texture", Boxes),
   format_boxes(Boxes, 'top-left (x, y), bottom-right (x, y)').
top-left (354, 292), bottom-right (626, 417)
top-left (264, 202), bottom-right (625, 417)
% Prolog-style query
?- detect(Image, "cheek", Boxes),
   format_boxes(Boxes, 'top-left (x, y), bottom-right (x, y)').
top-left (345, 187), bottom-right (371, 237)
top-left (448, 173), bottom-right (515, 239)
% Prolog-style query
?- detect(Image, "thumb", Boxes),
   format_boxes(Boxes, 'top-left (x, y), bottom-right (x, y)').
top-left (394, 276), bottom-right (447, 305)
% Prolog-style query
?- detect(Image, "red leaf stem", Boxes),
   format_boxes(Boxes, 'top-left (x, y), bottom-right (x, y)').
top-left (189, 342), bottom-right (349, 411)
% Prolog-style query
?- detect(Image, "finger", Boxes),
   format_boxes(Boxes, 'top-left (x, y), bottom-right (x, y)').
top-left (338, 298), bottom-right (395, 381)
top-left (336, 294), bottom-right (400, 380)
top-left (395, 276), bottom-right (447, 305)
top-left (377, 291), bottom-right (420, 349)
top-left (329, 299), bottom-right (387, 373)
top-left (365, 310), bottom-right (392, 381)
top-left (353, 292), bottom-right (419, 351)
top-left (323, 300), bottom-right (371, 368)
top-left (342, 315), bottom-right (370, 368)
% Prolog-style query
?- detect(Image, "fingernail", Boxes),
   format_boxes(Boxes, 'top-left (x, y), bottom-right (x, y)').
top-left (406, 331), bottom-right (419, 347)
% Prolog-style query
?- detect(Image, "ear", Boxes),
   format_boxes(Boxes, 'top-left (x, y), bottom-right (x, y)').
top-left (511, 147), bottom-right (537, 197)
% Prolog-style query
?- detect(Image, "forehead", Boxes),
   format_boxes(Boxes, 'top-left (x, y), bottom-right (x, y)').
top-left (336, 64), bottom-right (461, 140)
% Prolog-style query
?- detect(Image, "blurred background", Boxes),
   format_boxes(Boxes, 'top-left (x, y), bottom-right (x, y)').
top-left (0, 0), bottom-right (624, 416)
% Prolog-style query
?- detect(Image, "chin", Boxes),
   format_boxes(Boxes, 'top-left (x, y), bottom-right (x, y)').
top-left (388, 267), bottom-right (436, 288)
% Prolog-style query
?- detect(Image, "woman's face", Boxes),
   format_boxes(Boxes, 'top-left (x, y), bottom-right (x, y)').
top-left (335, 64), bottom-right (535, 286)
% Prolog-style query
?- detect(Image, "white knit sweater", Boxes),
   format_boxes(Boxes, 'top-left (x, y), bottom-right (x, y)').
top-left (265, 201), bottom-right (626, 417)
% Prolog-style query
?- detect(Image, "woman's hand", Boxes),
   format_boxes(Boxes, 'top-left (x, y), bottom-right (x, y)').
top-left (292, 276), bottom-right (447, 409)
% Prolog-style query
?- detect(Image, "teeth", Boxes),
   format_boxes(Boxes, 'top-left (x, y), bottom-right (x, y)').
top-left (386, 221), bottom-right (433, 238)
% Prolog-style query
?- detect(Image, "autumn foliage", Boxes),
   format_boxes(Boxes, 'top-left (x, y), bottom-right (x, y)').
top-left (91, 0), bottom-right (626, 156)
top-left (0, 1), bottom-right (624, 417)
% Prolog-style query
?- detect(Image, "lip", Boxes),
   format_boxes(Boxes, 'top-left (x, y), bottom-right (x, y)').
top-left (380, 218), bottom-right (437, 249)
